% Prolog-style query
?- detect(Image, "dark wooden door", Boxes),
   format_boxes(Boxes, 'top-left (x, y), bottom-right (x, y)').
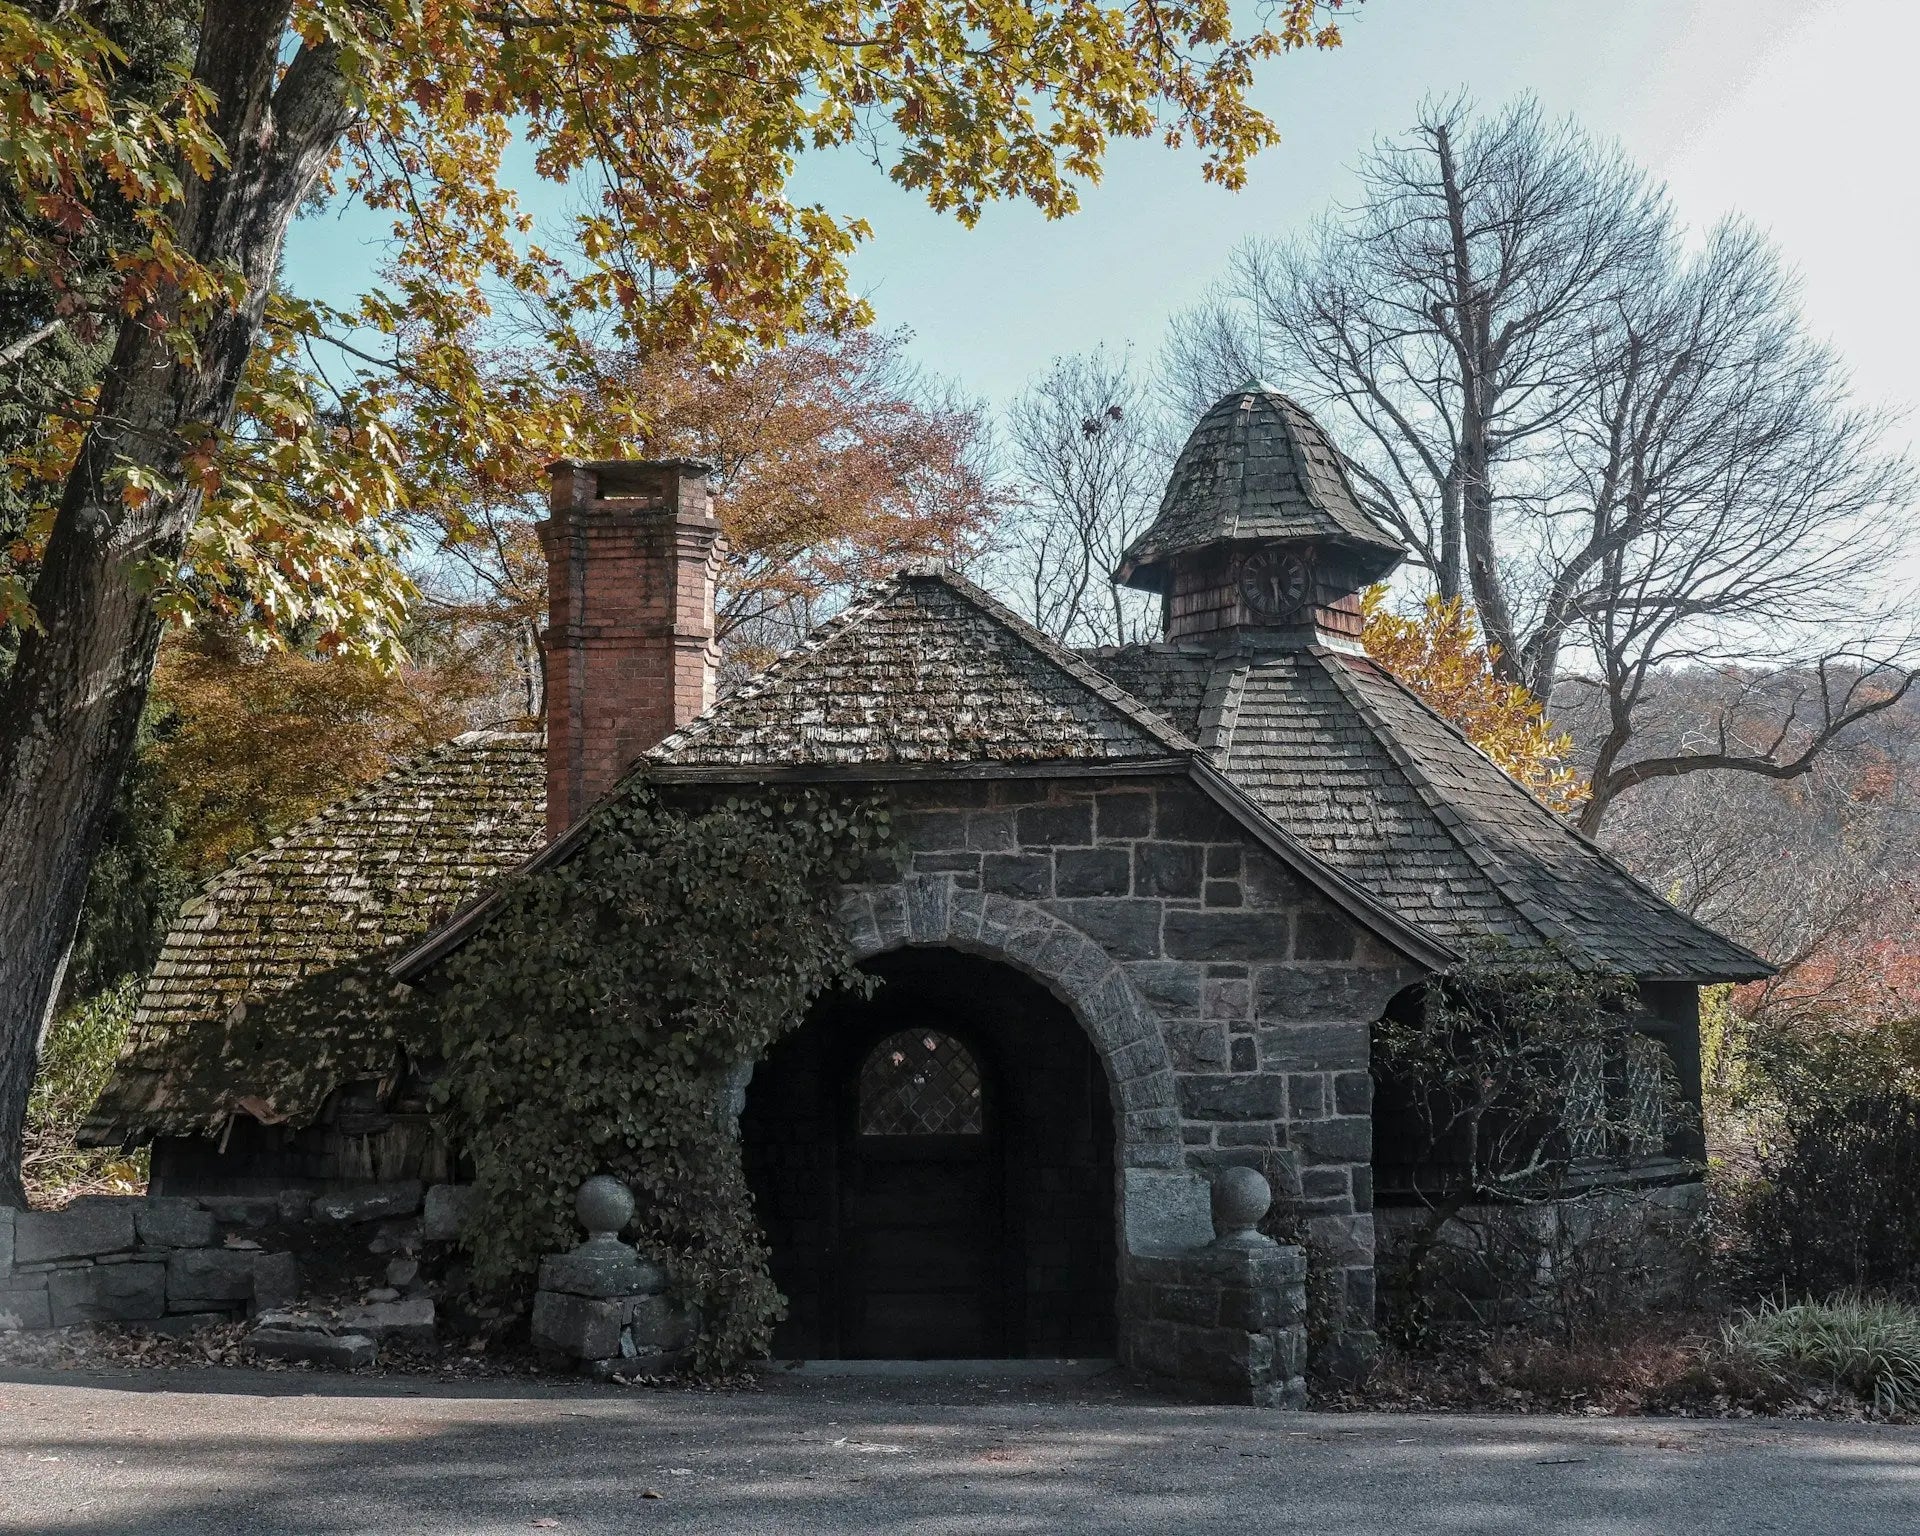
top-left (838, 1028), bottom-right (1003, 1359)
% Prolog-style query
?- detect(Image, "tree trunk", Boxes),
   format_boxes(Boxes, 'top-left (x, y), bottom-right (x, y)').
top-left (1433, 124), bottom-right (1522, 682)
top-left (0, 4), bottom-right (351, 1206)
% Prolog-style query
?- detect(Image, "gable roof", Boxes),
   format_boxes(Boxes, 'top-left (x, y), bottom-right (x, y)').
top-left (652, 566), bottom-right (1199, 768)
top-left (392, 569), bottom-right (1454, 982)
top-left (81, 731), bottom-right (546, 1145)
top-left (1115, 386), bottom-right (1404, 591)
top-left (1173, 644), bottom-right (1771, 981)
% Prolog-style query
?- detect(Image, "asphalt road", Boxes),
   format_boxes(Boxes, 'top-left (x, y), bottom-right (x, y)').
top-left (3, 1363), bottom-right (1918, 1534)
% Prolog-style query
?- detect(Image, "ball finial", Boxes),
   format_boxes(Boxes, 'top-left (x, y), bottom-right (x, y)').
top-left (1210, 1165), bottom-right (1274, 1246)
top-left (575, 1174), bottom-right (635, 1243)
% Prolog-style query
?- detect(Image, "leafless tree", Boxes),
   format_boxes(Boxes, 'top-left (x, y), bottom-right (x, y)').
top-left (993, 347), bottom-right (1167, 648)
top-left (1166, 95), bottom-right (1919, 833)
top-left (1566, 672), bottom-right (1920, 973)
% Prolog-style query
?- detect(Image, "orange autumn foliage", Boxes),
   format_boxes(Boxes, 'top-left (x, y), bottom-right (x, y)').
top-left (149, 627), bottom-right (494, 877)
top-left (1361, 585), bottom-right (1589, 815)
top-left (424, 326), bottom-right (1001, 691)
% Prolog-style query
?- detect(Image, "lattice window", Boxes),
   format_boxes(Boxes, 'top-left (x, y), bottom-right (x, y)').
top-left (1564, 1041), bottom-right (1608, 1161)
top-left (858, 1030), bottom-right (984, 1136)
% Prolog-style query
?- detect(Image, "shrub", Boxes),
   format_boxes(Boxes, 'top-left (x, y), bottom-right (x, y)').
top-left (25, 978), bottom-right (148, 1203)
top-left (1719, 1295), bottom-right (1920, 1415)
top-left (1372, 942), bottom-right (1691, 1341)
top-left (1741, 1089), bottom-right (1920, 1297)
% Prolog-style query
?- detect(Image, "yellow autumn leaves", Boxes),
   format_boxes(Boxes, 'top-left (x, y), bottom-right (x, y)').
top-left (1361, 585), bottom-right (1590, 815)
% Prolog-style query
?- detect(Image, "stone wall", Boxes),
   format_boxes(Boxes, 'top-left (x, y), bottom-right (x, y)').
top-left (1375, 1181), bottom-right (1709, 1329)
top-left (0, 1195), bottom-right (304, 1332)
top-left (2, 1181), bottom-right (466, 1357)
top-left (840, 770), bottom-right (1421, 1348)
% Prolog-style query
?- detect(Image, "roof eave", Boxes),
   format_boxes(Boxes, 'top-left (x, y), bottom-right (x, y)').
top-left (1186, 756), bottom-right (1456, 973)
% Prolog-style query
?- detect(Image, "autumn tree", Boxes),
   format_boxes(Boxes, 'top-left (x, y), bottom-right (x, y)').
top-left (1361, 586), bottom-right (1585, 814)
top-left (149, 624), bottom-right (496, 877)
top-left (415, 324), bottom-right (998, 703)
top-left (1165, 94), bottom-right (1919, 834)
top-left (0, 0), bottom-right (1357, 1204)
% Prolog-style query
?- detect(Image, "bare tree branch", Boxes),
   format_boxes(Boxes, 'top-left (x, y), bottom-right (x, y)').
top-left (992, 347), bottom-right (1167, 649)
top-left (1163, 94), bottom-right (1920, 835)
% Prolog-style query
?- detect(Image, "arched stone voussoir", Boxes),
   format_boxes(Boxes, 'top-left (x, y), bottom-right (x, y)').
top-left (839, 876), bottom-right (1181, 1157)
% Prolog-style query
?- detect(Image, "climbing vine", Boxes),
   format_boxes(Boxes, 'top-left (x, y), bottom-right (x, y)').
top-left (433, 777), bottom-right (894, 1372)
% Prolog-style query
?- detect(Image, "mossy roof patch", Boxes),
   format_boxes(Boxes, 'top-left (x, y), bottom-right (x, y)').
top-left (81, 731), bottom-right (545, 1145)
top-left (650, 567), bottom-right (1196, 767)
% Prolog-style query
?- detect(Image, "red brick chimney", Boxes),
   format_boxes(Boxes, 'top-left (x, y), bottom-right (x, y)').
top-left (539, 458), bottom-right (724, 839)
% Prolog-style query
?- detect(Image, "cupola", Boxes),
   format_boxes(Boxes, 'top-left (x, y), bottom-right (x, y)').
top-left (1114, 383), bottom-right (1403, 649)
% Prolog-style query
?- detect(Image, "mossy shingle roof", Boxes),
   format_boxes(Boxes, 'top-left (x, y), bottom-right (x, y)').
top-left (651, 567), bottom-right (1196, 767)
top-left (1115, 386), bottom-right (1404, 591)
top-left (82, 731), bottom-right (545, 1144)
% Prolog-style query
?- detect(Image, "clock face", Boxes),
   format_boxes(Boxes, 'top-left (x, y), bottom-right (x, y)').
top-left (1236, 548), bottom-right (1310, 621)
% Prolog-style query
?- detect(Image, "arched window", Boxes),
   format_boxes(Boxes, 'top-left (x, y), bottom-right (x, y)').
top-left (857, 1030), bottom-right (984, 1136)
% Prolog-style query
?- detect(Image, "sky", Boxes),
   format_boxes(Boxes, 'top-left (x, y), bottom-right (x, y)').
top-left (284, 0), bottom-right (1920, 435)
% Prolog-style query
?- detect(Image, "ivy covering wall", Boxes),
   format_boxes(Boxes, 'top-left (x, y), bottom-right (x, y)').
top-left (433, 780), bottom-right (894, 1371)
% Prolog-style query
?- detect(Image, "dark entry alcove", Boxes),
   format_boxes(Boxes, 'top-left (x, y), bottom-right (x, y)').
top-left (741, 947), bottom-right (1117, 1360)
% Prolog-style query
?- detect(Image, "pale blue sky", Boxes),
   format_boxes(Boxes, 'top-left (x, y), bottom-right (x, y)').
top-left (284, 0), bottom-right (1918, 428)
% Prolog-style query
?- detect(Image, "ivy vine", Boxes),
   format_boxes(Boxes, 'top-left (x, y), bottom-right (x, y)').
top-left (432, 777), bottom-right (895, 1372)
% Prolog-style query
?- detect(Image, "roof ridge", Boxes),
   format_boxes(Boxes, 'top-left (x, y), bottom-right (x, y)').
top-left (1227, 394), bottom-right (1253, 543)
top-left (1196, 657), bottom-right (1249, 764)
top-left (918, 568), bottom-right (1200, 754)
top-left (1318, 648), bottom-right (1772, 974)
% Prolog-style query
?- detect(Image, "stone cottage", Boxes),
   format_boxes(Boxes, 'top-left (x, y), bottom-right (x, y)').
top-left (79, 385), bottom-right (1768, 1397)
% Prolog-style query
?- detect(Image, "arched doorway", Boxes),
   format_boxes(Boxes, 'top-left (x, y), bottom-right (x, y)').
top-left (742, 946), bottom-right (1117, 1360)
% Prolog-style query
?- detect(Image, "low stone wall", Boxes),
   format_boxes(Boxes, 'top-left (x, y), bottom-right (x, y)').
top-left (1374, 1181), bottom-right (1708, 1327)
top-left (0, 1196), bottom-right (301, 1332)
top-left (2, 1180), bottom-right (473, 1353)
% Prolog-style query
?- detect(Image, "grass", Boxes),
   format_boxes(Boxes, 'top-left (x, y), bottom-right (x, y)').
top-left (1720, 1294), bottom-right (1920, 1414)
top-left (24, 978), bottom-right (148, 1207)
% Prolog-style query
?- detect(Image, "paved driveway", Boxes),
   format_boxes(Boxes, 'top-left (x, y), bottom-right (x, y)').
top-left (3, 1364), bottom-right (1917, 1534)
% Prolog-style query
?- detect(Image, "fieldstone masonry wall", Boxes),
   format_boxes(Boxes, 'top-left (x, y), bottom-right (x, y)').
top-left (837, 772), bottom-right (1420, 1362)
top-left (2, 1182), bottom-right (460, 1368)
top-left (1, 1194), bottom-right (305, 1332)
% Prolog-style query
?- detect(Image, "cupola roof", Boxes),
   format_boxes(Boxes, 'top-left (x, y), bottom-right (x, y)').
top-left (1115, 384), bottom-right (1404, 592)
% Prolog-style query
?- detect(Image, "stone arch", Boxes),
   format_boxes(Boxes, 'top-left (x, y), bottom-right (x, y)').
top-left (834, 875), bottom-right (1183, 1173)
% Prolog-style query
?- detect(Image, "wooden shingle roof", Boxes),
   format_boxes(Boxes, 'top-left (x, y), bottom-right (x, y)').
top-left (1115, 386), bottom-right (1404, 592)
top-left (1085, 642), bottom-right (1770, 981)
top-left (82, 731), bottom-right (545, 1144)
top-left (652, 567), bottom-right (1197, 768)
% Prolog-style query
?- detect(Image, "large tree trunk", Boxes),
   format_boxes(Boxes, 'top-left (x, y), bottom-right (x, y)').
top-left (1432, 124), bottom-right (1522, 684)
top-left (0, 4), bottom-right (351, 1206)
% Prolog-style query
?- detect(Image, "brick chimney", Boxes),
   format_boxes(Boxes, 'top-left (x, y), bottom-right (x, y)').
top-left (539, 458), bottom-right (724, 839)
